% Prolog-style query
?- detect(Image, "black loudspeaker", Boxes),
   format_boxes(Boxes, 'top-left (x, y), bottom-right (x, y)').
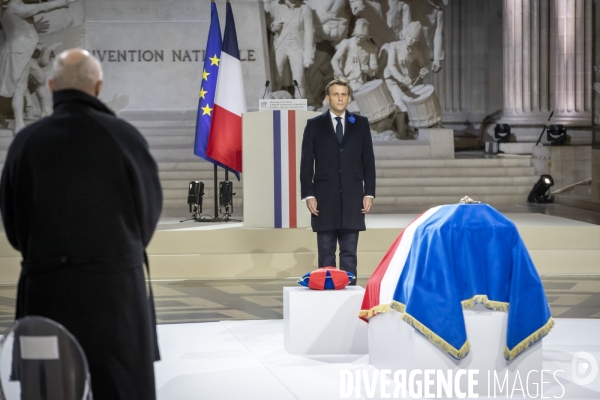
top-left (494, 123), bottom-right (511, 143)
top-left (187, 181), bottom-right (204, 214)
top-left (547, 124), bottom-right (567, 145)
top-left (219, 181), bottom-right (234, 208)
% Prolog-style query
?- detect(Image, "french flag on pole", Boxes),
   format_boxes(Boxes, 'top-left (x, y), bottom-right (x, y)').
top-left (207, 0), bottom-right (246, 179)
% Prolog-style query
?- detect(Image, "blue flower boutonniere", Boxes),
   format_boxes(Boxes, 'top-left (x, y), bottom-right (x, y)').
top-left (348, 115), bottom-right (355, 124)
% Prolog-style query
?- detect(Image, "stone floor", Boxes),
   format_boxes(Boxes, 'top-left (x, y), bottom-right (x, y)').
top-left (0, 275), bottom-right (597, 332)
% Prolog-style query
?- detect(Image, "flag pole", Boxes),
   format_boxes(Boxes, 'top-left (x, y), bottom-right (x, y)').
top-left (214, 164), bottom-right (218, 220)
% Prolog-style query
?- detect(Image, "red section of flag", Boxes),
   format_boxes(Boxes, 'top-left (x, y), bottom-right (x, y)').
top-left (359, 212), bottom-right (426, 321)
top-left (288, 111), bottom-right (297, 228)
top-left (207, 104), bottom-right (242, 173)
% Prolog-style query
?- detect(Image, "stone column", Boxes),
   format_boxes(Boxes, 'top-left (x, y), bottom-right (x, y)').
top-left (503, 0), bottom-right (552, 125)
top-left (550, 0), bottom-right (593, 125)
top-left (433, 0), bottom-right (499, 125)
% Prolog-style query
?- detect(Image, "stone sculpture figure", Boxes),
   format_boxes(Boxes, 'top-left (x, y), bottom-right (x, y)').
top-left (384, 21), bottom-right (428, 136)
top-left (384, 22), bottom-right (428, 107)
top-left (270, 0), bottom-right (315, 98)
top-left (349, 0), bottom-right (383, 18)
top-left (308, 0), bottom-right (350, 43)
top-left (412, 0), bottom-right (444, 72)
top-left (348, 0), bottom-right (398, 47)
top-left (387, 0), bottom-right (411, 39)
top-left (331, 18), bottom-right (378, 93)
top-left (303, 0), bottom-right (351, 108)
top-left (0, 0), bottom-right (77, 133)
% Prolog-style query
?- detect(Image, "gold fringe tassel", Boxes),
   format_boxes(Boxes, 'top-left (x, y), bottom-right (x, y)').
top-left (461, 294), bottom-right (509, 312)
top-left (358, 301), bottom-right (405, 320)
top-left (358, 297), bottom-right (552, 361)
top-left (401, 312), bottom-right (470, 360)
top-left (504, 317), bottom-right (554, 361)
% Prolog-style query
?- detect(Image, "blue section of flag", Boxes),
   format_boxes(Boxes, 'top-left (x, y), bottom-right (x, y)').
top-left (391, 204), bottom-right (552, 359)
top-left (222, 2), bottom-right (240, 59)
top-left (273, 111), bottom-right (282, 228)
top-left (193, 2), bottom-right (227, 169)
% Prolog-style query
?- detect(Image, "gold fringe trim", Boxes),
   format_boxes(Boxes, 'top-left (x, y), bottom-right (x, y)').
top-left (358, 300), bottom-right (405, 320)
top-left (402, 312), bottom-right (470, 360)
top-left (461, 294), bottom-right (509, 312)
top-left (359, 295), bottom-right (551, 361)
top-left (504, 317), bottom-right (554, 361)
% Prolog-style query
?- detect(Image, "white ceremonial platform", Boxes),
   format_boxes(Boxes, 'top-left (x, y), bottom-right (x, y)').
top-left (368, 306), bottom-right (542, 396)
top-left (283, 286), bottom-right (367, 355)
top-left (153, 318), bottom-right (600, 399)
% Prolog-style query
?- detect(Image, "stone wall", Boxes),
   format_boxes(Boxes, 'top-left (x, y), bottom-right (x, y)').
top-left (0, 0), bottom-right (595, 145)
top-left (85, 0), bottom-right (269, 117)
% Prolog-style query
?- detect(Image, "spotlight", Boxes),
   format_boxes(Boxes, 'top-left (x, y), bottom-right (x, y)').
top-left (494, 123), bottom-right (511, 143)
top-left (527, 174), bottom-right (554, 203)
top-left (547, 124), bottom-right (567, 145)
top-left (186, 181), bottom-right (204, 220)
top-left (219, 181), bottom-right (236, 219)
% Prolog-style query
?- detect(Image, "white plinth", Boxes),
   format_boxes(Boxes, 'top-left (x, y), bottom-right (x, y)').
top-left (283, 286), bottom-right (368, 354)
top-left (369, 305), bottom-right (542, 395)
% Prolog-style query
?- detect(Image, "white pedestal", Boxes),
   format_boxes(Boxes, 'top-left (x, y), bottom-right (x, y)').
top-left (369, 305), bottom-right (542, 395)
top-left (283, 286), bottom-right (368, 355)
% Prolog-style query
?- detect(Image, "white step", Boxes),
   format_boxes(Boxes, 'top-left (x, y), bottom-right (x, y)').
top-left (374, 158), bottom-right (532, 168)
top-left (372, 194), bottom-right (529, 206)
top-left (375, 176), bottom-right (537, 187)
top-left (375, 185), bottom-right (531, 197)
top-left (378, 166), bottom-right (533, 178)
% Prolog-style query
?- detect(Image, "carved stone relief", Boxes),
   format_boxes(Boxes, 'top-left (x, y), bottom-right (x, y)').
top-left (265, 0), bottom-right (446, 140)
top-left (0, 0), bottom-right (83, 133)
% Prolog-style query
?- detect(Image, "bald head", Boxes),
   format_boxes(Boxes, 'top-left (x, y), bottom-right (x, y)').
top-left (49, 49), bottom-right (104, 98)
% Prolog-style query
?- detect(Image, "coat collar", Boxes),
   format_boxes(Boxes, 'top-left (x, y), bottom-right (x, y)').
top-left (321, 110), bottom-right (355, 145)
top-left (53, 89), bottom-right (116, 116)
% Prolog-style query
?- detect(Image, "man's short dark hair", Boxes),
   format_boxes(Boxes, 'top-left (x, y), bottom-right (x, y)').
top-left (325, 79), bottom-right (352, 97)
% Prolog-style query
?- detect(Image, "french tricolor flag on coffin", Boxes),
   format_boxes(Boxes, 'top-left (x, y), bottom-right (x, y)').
top-left (359, 204), bottom-right (553, 361)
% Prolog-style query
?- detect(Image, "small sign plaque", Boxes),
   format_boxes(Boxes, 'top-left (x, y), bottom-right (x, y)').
top-left (259, 99), bottom-right (307, 111)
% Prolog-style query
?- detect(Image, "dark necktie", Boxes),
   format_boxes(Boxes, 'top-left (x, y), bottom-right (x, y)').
top-left (335, 117), bottom-right (343, 143)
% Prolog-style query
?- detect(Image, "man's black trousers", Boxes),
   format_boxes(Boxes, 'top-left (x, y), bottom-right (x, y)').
top-left (316, 229), bottom-right (359, 285)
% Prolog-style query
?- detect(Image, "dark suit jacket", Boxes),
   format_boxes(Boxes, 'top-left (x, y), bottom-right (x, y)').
top-left (300, 110), bottom-right (376, 232)
top-left (0, 89), bottom-right (162, 400)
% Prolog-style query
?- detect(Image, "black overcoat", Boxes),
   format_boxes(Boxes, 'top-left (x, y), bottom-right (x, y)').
top-left (0, 89), bottom-right (162, 400)
top-left (300, 111), bottom-right (376, 232)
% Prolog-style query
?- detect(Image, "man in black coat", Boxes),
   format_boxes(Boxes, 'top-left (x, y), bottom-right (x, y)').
top-left (0, 49), bottom-right (162, 399)
top-left (300, 79), bottom-right (376, 283)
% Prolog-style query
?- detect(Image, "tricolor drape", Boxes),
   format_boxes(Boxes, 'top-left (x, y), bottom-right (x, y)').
top-left (360, 204), bottom-right (554, 361)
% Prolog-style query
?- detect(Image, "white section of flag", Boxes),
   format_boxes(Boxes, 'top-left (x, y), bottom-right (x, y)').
top-left (214, 51), bottom-right (246, 117)
top-left (378, 206), bottom-right (442, 305)
top-left (280, 111), bottom-right (290, 228)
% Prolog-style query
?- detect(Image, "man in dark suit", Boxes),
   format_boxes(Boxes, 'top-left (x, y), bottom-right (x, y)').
top-left (0, 49), bottom-right (162, 399)
top-left (300, 79), bottom-right (376, 283)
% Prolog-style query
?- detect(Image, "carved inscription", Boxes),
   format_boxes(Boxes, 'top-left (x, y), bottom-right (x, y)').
top-left (90, 49), bottom-right (257, 63)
